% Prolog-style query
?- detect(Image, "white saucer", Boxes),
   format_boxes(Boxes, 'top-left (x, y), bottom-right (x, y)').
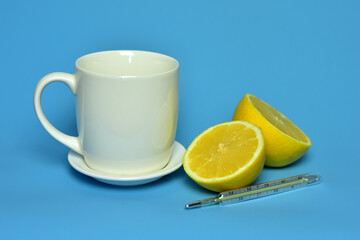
top-left (68, 141), bottom-right (186, 186)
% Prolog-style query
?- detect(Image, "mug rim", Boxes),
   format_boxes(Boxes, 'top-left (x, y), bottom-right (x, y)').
top-left (75, 50), bottom-right (179, 78)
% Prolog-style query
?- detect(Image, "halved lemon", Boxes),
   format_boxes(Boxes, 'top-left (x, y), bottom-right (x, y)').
top-left (233, 94), bottom-right (311, 167)
top-left (183, 121), bottom-right (265, 192)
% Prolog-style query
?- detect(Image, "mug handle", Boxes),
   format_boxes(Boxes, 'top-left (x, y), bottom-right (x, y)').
top-left (34, 72), bottom-right (83, 155)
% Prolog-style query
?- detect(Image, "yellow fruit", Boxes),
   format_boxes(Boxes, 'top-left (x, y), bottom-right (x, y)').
top-left (233, 94), bottom-right (311, 167)
top-left (183, 121), bottom-right (265, 192)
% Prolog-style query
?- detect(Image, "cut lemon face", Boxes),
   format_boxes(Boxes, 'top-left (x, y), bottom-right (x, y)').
top-left (183, 121), bottom-right (265, 192)
top-left (233, 94), bottom-right (311, 167)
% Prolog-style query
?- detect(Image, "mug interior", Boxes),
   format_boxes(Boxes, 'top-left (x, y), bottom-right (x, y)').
top-left (76, 50), bottom-right (178, 77)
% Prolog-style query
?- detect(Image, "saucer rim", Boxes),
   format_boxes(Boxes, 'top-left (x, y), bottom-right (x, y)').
top-left (68, 141), bottom-right (185, 182)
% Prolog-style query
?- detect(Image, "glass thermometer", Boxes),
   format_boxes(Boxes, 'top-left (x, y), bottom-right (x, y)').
top-left (185, 173), bottom-right (321, 209)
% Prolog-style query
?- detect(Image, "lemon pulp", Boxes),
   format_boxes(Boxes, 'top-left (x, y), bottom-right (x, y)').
top-left (183, 121), bottom-right (265, 192)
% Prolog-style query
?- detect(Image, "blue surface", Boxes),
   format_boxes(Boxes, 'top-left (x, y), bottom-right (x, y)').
top-left (1, 0), bottom-right (359, 239)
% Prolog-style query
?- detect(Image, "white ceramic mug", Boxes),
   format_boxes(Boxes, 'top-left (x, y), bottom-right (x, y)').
top-left (34, 50), bottom-right (179, 176)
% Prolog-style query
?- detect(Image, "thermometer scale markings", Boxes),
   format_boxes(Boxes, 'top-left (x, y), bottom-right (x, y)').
top-left (221, 175), bottom-right (307, 203)
top-left (185, 173), bottom-right (321, 209)
top-left (221, 178), bottom-right (307, 204)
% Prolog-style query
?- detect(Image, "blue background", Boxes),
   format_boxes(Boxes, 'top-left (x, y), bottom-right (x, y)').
top-left (1, 0), bottom-right (359, 239)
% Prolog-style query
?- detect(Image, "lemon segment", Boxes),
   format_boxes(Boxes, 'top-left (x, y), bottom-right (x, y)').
top-left (233, 94), bottom-right (311, 167)
top-left (183, 121), bottom-right (265, 192)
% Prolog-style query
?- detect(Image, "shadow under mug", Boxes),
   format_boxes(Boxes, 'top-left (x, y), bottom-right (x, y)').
top-left (34, 50), bottom-right (179, 176)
